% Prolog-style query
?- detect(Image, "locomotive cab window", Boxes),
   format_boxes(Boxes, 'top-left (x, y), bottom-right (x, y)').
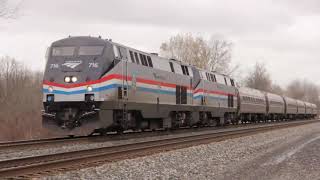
top-left (79, 46), bottom-right (104, 56)
top-left (52, 46), bottom-right (75, 56)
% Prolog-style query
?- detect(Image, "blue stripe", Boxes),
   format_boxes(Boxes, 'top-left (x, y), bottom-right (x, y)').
top-left (137, 87), bottom-right (176, 95)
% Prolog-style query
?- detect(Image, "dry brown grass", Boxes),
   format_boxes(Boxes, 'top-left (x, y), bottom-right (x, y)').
top-left (0, 56), bottom-right (52, 142)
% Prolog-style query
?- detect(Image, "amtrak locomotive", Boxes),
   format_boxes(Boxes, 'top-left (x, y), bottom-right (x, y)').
top-left (42, 36), bottom-right (317, 136)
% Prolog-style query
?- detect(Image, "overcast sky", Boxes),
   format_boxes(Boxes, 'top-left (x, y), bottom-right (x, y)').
top-left (1, 0), bottom-right (319, 86)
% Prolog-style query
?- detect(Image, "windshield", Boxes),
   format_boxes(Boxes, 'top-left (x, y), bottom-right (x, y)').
top-left (79, 46), bottom-right (104, 56)
top-left (52, 47), bottom-right (75, 56)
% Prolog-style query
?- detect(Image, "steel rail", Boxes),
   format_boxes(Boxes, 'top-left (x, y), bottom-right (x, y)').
top-left (1, 119), bottom-right (317, 152)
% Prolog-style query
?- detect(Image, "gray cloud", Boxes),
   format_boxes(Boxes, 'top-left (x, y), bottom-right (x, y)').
top-left (0, 0), bottom-right (320, 86)
top-left (21, 0), bottom-right (294, 34)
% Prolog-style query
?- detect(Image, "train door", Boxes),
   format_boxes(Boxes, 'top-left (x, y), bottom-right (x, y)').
top-left (228, 95), bottom-right (234, 108)
top-left (176, 86), bottom-right (181, 104)
top-left (114, 46), bottom-right (129, 114)
top-left (176, 85), bottom-right (187, 104)
top-left (122, 49), bottom-right (129, 117)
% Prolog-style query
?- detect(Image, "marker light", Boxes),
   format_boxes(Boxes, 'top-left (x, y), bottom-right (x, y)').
top-left (47, 94), bottom-right (54, 102)
top-left (71, 76), bottom-right (78, 82)
top-left (87, 86), bottom-right (93, 92)
top-left (48, 86), bottom-right (53, 93)
top-left (64, 76), bottom-right (71, 83)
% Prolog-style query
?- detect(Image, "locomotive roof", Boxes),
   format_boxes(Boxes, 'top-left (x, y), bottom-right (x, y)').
top-left (109, 39), bottom-right (230, 78)
top-left (51, 36), bottom-right (231, 78)
top-left (51, 36), bottom-right (107, 46)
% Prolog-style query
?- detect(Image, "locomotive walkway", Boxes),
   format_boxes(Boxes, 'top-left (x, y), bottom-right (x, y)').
top-left (0, 119), bottom-right (317, 179)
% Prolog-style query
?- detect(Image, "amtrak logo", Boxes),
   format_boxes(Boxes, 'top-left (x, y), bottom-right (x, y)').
top-left (62, 60), bottom-right (82, 69)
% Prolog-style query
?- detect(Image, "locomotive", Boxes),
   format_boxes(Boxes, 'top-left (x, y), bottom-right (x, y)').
top-left (42, 36), bottom-right (317, 136)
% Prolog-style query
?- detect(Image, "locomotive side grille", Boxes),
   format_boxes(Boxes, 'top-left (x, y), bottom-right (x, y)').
top-left (118, 87), bottom-right (122, 99)
top-left (118, 87), bottom-right (128, 99)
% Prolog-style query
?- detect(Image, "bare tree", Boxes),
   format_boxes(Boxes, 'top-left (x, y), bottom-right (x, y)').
top-left (207, 36), bottom-right (232, 73)
top-left (286, 79), bottom-right (320, 106)
top-left (0, 56), bottom-right (46, 141)
top-left (160, 33), bottom-right (233, 73)
top-left (244, 62), bottom-right (272, 92)
top-left (270, 84), bottom-right (284, 95)
top-left (286, 79), bottom-right (305, 100)
top-left (0, 0), bottom-right (20, 19)
top-left (304, 82), bottom-right (320, 107)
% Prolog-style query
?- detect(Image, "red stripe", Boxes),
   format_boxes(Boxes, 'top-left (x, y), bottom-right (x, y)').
top-left (136, 77), bottom-right (177, 88)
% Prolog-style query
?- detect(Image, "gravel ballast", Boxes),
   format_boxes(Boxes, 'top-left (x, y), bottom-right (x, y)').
top-left (41, 122), bottom-right (320, 180)
top-left (0, 123), bottom-right (291, 161)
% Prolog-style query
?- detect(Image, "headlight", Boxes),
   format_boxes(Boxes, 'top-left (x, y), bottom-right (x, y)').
top-left (87, 86), bottom-right (93, 92)
top-left (48, 86), bottom-right (53, 93)
top-left (71, 76), bottom-right (77, 82)
top-left (64, 76), bottom-right (71, 83)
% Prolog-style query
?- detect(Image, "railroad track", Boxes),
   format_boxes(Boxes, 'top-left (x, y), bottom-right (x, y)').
top-left (0, 119), bottom-right (317, 179)
top-left (0, 136), bottom-right (93, 151)
top-left (1, 119), bottom-right (316, 152)
top-left (0, 120), bottom-right (317, 160)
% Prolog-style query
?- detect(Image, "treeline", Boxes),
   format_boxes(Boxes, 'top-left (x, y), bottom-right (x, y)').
top-left (243, 62), bottom-right (320, 106)
top-left (0, 56), bottom-right (48, 141)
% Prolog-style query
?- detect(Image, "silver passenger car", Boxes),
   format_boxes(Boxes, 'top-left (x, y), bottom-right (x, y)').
top-left (238, 87), bottom-right (267, 121)
top-left (296, 100), bottom-right (306, 117)
top-left (283, 96), bottom-right (297, 119)
top-left (266, 92), bottom-right (285, 119)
